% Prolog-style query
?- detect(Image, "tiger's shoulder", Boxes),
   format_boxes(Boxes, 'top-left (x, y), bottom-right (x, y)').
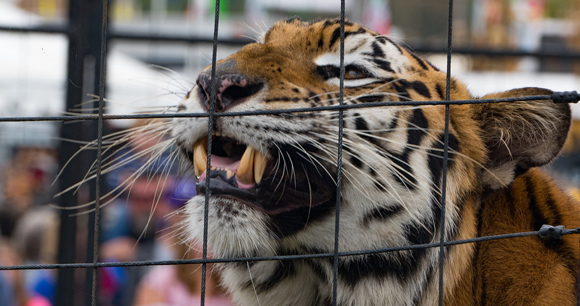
top-left (450, 168), bottom-right (580, 305)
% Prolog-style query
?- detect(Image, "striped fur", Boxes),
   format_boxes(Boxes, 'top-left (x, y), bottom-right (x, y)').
top-left (174, 17), bottom-right (580, 305)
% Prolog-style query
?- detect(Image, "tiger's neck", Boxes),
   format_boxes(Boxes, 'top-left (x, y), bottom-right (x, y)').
top-left (219, 192), bottom-right (482, 306)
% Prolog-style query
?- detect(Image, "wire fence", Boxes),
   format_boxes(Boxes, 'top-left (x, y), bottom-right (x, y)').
top-left (1, 1), bottom-right (580, 306)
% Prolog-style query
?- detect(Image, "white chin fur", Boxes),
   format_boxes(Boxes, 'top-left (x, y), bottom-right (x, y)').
top-left (182, 195), bottom-right (277, 258)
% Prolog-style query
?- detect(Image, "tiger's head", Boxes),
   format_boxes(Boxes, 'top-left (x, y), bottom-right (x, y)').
top-left (173, 17), bottom-right (570, 304)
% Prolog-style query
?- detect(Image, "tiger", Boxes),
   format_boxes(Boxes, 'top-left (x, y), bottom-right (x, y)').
top-left (172, 17), bottom-right (580, 306)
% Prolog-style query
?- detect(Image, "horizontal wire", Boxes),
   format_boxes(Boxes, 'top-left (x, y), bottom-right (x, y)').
top-left (5, 25), bottom-right (580, 59)
top-left (1, 92), bottom-right (578, 122)
top-left (1, 225), bottom-right (578, 271)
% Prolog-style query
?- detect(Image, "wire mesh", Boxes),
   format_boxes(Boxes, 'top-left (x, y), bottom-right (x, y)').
top-left (1, 1), bottom-right (580, 306)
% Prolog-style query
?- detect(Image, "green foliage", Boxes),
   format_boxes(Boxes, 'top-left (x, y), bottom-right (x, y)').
top-left (544, 0), bottom-right (574, 19)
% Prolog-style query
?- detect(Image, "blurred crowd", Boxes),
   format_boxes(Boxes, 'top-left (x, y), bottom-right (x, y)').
top-left (0, 147), bottom-right (59, 306)
top-left (0, 121), bottom-right (232, 306)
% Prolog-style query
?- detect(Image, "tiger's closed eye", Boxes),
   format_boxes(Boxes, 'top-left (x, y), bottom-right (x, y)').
top-left (344, 65), bottom-right (370, 79)
top-left (317, 64), bottom-right (373, 80)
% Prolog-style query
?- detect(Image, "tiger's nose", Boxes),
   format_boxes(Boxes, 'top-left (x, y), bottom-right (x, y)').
top-left (196, 73), bottom-right (264, 112)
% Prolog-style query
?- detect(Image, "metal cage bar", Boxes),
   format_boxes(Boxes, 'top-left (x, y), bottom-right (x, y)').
top-left (438, 0), bottom-right (454, 304)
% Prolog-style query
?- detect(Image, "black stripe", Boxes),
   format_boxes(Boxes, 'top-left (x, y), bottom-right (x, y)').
top-left (354, 115), bottom-right (369, 131)
top-left (349, 154), bottom-right (362, 168)
top-left (408, 108), bottom-right (429, 146)
top-left (388, 111), bottom-right (399, 130)
top-left (399, 79), bottom-right (431, 99)
top-left (523, 175), bottom-right (578, 277)
top-left (544, 186), bottom-right (562, 226)
top-left (398, 152), bottom-right (447, 285)
top-left (343, 142), bottom-right (363, 168)
top-left (329, 28), bottom-right (367, 48)
top-left (354, 114), bottom-right (382, 148)
top-left (435, 83), bottom-right (445, 100)
top-left (408, 51), bottom-right (429, 70)
top-left (322, 19), bottom-right (336, 28)
top-left (504, 186), bottom-right (517, 218)
top-left (337, 251), bottom-right (423, 286)
top-left (305, 257), bottom-right (328, 282)
top-left (393, 82), bottom-right (410, 100)
top-left (356, 95), bottom-right (384, 103)
top-left (361, 205), bottom-right (404, 227)
top-left (524, 176), bottom-right (549, 231)
top-left (371, 42), bottom-right (385, 58)
top-left (372, 59), bottom-right (395, 73)
top-left (255, 261), bottom-right (296, 293)
top-left (428, 133), bottom-right (458, 183)
top-left (386, 109), bottom-right (428, 189)
top-left (329, 27), bottom-right (341, 48)
top-left (265, 97), bottom-right (300, 103)
top-left (317, 65), bottom-right (340, 80)
top-left (309, 91), bottom-right (322, 104)
top-left (410, 81), bottom-right (431, 99)
top-left (475, 199), bottom-right (487, 305)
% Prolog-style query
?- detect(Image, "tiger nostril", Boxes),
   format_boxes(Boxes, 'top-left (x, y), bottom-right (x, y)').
top-left (196, 73), bottom-right (263, 112)
top-left (221, 83), bottom-right (264, 106)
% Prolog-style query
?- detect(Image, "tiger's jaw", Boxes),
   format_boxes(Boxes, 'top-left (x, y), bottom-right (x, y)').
top-left (189, 132), bottom-right (336, 217)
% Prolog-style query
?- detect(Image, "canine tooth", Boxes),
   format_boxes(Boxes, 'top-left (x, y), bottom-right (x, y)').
top-left (193, 138), bottom-right (208, 177)
top-left (226, 169), bottom-right (234, 179)
top-left (237, 146), bottom-right (255, 185)
top-left (254, 150), bottom-right (268, 184)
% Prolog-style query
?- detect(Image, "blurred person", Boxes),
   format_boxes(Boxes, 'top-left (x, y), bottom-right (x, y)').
top-left (0, 239), bottom-right (27, 306)
top-left (0, 162), bottom-right (36, 238)
top-left (0, 147), bottom-right (57, 239)
top-left (133, 241), bottom-right (231, 306)
top-left (0, 272), bottom-right (15, 306)
top-left (100, 173), bottom-right (177, 306)
top-left (98, 119), bottom-right (186, 306)
top-left (11, 207), bottom-right (59, 306)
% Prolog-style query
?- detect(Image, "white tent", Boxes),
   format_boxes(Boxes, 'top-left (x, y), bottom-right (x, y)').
top-left (0, 2), bottom-right (179, 122)
top-left (1, 1), bottom-right (579, 121)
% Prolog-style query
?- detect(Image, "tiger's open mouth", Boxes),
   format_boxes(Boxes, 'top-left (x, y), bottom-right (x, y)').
top-left (191, 133), bottom-right (336, 215)
top-left (193, 133), bottom-right (269, 189)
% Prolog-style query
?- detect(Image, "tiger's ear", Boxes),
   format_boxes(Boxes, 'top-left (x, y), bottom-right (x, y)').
top-left (474, 87), bottom-right (571, 189)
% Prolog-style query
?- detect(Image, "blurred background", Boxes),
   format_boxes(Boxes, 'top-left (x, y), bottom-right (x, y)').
top-left (1, 0), bottom-right (580, 305)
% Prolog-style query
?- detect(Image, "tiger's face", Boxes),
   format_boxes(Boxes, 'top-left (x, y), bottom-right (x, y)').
top-left (173, 18), bottom-right (571, 305)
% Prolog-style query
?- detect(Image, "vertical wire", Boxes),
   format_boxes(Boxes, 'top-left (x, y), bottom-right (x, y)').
top-left (92, 0), bottom-right (108, 305)
top-left (438, 0), bottom-right (454, 305)
top-left (202, 1), bottom-right (221, 305)
top-left (332, 2), bottom-right (346, 305)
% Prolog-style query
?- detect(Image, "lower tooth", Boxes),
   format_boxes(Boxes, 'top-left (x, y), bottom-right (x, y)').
top-left (226, 169), bottom-right (234, 179)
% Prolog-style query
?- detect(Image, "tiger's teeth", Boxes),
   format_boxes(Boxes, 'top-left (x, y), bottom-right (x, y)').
top-left (237, 146), bottom-right (255, 185)
top-left (226, 169), bottom-right (234, 179)
top-left (254, 150), bottom-right (268, 184)
top-left (193, 138), bottom-right (208, 177)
